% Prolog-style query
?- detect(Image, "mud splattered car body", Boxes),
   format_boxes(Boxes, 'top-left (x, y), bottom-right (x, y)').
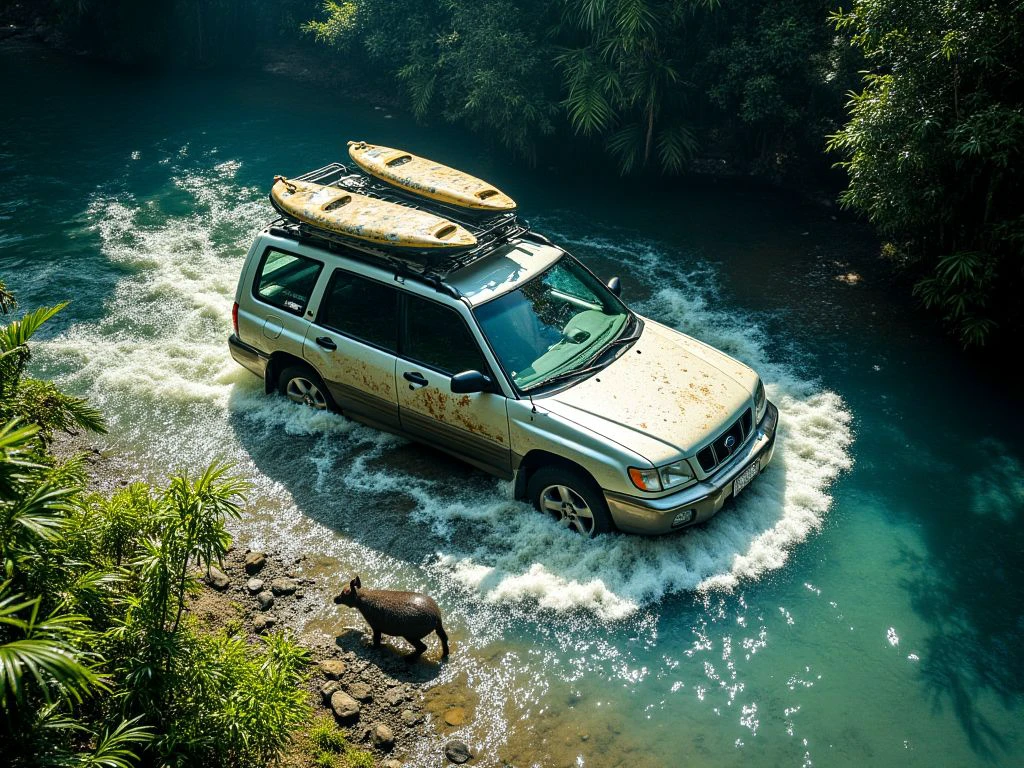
top-left (229, 170), bottom-right (777, 536)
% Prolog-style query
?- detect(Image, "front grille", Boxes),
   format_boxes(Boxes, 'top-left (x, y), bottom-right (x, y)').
top-left (696, 408), bottom-right (753, 474)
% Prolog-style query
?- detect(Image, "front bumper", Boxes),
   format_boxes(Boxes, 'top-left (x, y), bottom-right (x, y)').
top-left (604, 401), bottom-right (778, 535)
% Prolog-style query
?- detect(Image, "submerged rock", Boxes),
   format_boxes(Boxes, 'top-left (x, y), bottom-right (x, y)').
top-left (445, 740), bottom-right (472, 764)
top-left (444, 706), bottom-right (467, 726)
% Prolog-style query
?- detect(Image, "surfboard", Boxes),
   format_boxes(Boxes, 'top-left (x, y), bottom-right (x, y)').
top-left (347, 141), bottom-right (517, 213)
top-left (270, 176), bottom-right (477, 250)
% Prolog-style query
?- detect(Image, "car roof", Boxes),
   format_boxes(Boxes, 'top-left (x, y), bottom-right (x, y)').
top-left (447, 239), bottom-right (563, 307)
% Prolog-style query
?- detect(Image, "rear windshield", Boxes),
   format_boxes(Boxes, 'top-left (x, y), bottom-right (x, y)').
top-left (254, 249), bottom-right (323, 315)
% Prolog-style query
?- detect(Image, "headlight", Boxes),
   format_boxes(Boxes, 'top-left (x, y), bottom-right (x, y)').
top-left (755, 379), bottom-right (767, 422)
top-left (629, 460), bottom-right (695, 492)
top-left (659, 460), bottom-right (694, 489)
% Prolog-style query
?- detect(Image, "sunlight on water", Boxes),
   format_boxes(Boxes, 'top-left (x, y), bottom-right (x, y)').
top-left (35, 150), bottom-right (861, 766)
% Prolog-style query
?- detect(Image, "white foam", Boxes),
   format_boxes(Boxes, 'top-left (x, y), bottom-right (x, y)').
top-left (40, 161), bottom-right (853, 623)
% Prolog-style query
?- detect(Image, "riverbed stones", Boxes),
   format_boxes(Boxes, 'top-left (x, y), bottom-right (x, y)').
top-left (330, 690), bottom-right (361, 720)
top-left (320, 680), bottom-right (341, 703)
top-left (382, 761), bottom-right (403, 768)
top-left (371, 723), bottom-right (394, 751)
top-left (256, 591), bottom-right (274, 611)
top-left (445, 740), bottom-right (473, 764)
top-left (245, 577), bottom-right (264, 594)
top-left (444, 706), bottom-right (467, 726)
top-left (320, 659), bottom-right (347, 679)
top-left (347, 681), bottom-right (373, 701)
top-left (253, 614), bottom-right (276, 633)
top-left (270, 577), bottom-right (298, 596)
top-left (244, 551), bottom-right (266, 574)
top-left (383, 686), bottom-right (407, 707)
top-left (205, 566), bottom-right (230, 591)
top-left (401, 708), bottom-right (423, 726)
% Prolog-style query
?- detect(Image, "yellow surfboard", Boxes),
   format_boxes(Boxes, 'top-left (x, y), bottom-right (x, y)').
top-left (347, 141), bottom-right (517, 213)
top-left (270, 176), bottom-right (477, 250)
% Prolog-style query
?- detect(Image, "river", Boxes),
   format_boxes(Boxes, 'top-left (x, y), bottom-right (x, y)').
top-left (2, 41), bottom-right (1022, 767)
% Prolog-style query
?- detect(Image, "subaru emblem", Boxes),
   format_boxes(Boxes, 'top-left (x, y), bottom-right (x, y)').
top-left (724, 435), bottom-right (737, 452)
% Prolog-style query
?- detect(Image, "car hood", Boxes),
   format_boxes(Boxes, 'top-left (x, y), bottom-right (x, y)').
top-left (541, 320), bottom-right (758, 465)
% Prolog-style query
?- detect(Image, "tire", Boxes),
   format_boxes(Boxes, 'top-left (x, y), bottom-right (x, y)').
top-left (277, 364), bottom-right (333, 411)
top-left (527, 464), bottom-right (613, 538)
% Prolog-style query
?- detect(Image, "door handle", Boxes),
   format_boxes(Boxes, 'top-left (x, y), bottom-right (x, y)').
top-left (316, 336), bottom-right (337, 351)
top-left (403, 371), bottom-right (428, 388)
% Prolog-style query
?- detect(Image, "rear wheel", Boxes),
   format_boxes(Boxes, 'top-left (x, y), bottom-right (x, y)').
top-left (527, 465), bottom-right (613, 538)
top-left (277, 364), bottom-right (331, 411)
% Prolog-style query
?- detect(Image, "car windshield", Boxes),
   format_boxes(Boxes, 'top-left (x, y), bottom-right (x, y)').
top-left (473, 256), bottom-right (630, 391)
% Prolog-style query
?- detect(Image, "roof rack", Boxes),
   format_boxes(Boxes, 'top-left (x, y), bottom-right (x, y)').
top-left (272, 162), bottom-right (530, 286)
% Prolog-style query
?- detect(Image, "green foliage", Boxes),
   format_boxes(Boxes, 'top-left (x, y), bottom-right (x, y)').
top-left (306, 714), bottom-right (375, 768)
top-left (0, 301), bottom-right (107, 441)
top-left (303, 1), bottom-right (358, 45)
top-left (829, 0), bottom-right (1024, 345)
top-left (310, 714), bottom-right (351, 752)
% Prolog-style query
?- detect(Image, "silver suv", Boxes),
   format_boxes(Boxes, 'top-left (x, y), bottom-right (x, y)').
top-left (229, 165), bottom-right (777, 537)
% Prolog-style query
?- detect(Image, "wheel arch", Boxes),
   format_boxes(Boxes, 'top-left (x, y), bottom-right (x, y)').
top-left (514, 450), bottom-right (601, 501)
top-left (265, 351), bottom-right (309, 394)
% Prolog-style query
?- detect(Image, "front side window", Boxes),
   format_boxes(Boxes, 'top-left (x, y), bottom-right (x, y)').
top-left (318, 270), bottom-right (399, 352)
top-left (255, 249), bottom-right (323, 315)
top-left (404, 296), bottom-right (489, 376)
top-left (473, 256), bottom-right (629, 390)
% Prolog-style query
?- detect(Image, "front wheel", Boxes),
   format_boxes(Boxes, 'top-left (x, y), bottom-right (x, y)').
top-left (527, 465), bottom-right (613, 538)
top-left (277, 364), bottom-right (332, 411)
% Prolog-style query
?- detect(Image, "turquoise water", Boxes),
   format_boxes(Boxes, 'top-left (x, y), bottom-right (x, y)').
top-left (3, 42), bottom-right (1023, 767)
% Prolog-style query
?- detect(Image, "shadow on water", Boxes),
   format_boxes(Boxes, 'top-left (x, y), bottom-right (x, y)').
top-left (896, 439), bottom-right (1024, 760)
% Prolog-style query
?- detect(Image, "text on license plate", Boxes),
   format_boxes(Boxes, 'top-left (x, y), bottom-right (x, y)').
top-left (733, 460), bottom-right (760, 498)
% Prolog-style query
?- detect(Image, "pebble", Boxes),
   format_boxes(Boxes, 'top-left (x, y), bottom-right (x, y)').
top-left (320, 659), bottom-right (347, 680)
top-left (330, 690), bottom-right (361, 720)
top-left (270, 577), bottom-right (299, 596)
top-left (243, 551), bottom-right (267, 575)
top-left (245, 578), bottom-right (264, 594)
top-left (253, 614), bottom-right (276, 634)
top-left (445, 740), bottom-right (473, 764)
top-left (371, 723), bottom-right (394, 751)
top-left (347, 682), bottom-right (373, 701)
top-left (383, 687), bottom-right (407, 707)
top-left (256, 591), bottom-right (275, 611)
top-left (205, 566), bottom-right (230, 591)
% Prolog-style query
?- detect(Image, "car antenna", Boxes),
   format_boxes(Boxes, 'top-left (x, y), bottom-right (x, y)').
top-left (528, 394), bottom-right (537, 414)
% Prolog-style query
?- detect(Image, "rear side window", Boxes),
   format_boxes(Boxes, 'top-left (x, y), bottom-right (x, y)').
top-left (318, 269), bottom-right (399, 352)
top-left (404, 295), bottom-right (489, 375)
top-left (254, 249), bottom-right (323, 315)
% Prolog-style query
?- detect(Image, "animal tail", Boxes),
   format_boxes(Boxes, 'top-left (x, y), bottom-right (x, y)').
top-left (435, 619), bottom-right (450, 657)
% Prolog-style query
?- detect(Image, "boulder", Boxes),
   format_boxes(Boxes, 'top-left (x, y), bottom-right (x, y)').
top-left (330, 690), bottom-right (361, 720)
top-left (445, 740), bottom-right (472, 764)
top-left (270, 577), bottom-right (299, 596)
top-left (244, 551), bottom-right (267, 574)
top-left (401, 709), bottom-right (423, 726)
top-left (320, 659), bottom-right (347, 679)
top-left (253, 614), bottom-right (276, 634)
top-left (320, 680), bottom-right (342, 704)
top-left (245, 577), bottom-right (264, 594)
top-left (205, 566), bottom-right (230, 591)
top-left (256, 591), bottom-right (275, 611)
top-left (371, 723), bottom-right (395, 751)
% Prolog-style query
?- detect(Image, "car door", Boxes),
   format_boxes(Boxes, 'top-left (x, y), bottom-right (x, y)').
top-left (396, 294), bottom-right (511, 477)
top-left (302, 268), bottom-right (401, 430)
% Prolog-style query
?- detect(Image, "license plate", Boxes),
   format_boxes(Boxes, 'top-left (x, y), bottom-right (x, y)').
top-left (733, 460), bottom-right (760, 498)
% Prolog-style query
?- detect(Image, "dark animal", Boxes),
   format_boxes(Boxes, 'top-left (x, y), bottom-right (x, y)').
top-left (334, 575), bottom-right (449, 659)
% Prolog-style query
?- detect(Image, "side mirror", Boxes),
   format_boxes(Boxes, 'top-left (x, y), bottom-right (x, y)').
top-left (451, 370), bottom-right (495, 394)
top-left (607, 276), bottom-right (622, 297)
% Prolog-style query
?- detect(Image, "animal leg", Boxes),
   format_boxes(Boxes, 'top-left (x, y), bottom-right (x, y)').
top-left (405, 636), bottom-right (427, 660)
top-left (372, 628), bottom-right (382, 647)
top-left (436, 622), bottom-right (450, 657)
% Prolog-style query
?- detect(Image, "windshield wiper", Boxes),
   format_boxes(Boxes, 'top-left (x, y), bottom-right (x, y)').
top-left (522, 361), bottom-right (612, 392)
